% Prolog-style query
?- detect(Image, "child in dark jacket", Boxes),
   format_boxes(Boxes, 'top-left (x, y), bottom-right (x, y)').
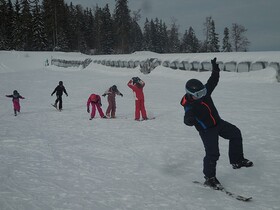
top-left (6, 90), bottom-right (25, 116)
top-left (102, 85), bottom-right (123, 118)
top-left (51, 81), bottom-right (68, 111)
top-left (87, 93), bottom-right (107, 120)
top-left (180, 58), bottom-right (253, 189)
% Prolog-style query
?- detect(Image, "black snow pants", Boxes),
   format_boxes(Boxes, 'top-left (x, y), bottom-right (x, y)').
top-left (55, 95), bottom-right (63, 110)
top-left (199, 119), bottom-right (244, 178)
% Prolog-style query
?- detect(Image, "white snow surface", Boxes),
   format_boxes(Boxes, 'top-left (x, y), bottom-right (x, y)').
top-left (0, 51), bottom-right (280, 210)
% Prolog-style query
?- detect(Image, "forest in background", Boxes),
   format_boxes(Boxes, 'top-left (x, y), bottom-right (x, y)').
top-left (0, 0), bottom-right (250, 54)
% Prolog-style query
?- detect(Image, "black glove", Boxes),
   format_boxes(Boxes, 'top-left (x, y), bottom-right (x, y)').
top-left (51, 93), bottom-right (53, 96)
top-left (120, 93), bottom-right (123, 97)
top-left (184, 116), bottom-right (196, 126)
top-left (211, 57), bottom-right (220, 72)
top-left (87, 108), bottom-right (90, 113)
top-left (102, 94), bottom-right (106, 97)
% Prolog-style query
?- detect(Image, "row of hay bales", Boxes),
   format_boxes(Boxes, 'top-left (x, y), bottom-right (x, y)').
top-left (93, 59), bottom-right (161, 69)
top-left (50, 55), bottom-right (280, 82)
top-left (93, 58), bottom-right (279, 73)
top-left (51, 58), bottom-right (92, 68)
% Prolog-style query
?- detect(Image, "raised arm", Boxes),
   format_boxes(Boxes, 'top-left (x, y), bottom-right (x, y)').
top-left (205, 58), bottom-right (220, 96)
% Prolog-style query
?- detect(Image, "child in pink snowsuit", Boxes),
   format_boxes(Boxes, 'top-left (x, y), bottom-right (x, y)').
top-left (102, 85), bottom-right (123, 118)
top-left (87, 93), bottom-right (106, 120)
top-left (6, 90), bottom-right (25, 116)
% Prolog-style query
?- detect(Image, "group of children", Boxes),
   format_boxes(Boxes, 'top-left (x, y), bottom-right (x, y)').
top-left (6, 77), bottom-right (148, 121)
top-left (5, 58), bottom-right (254, 190)
top-left (86, 77), bottom-right (147, 120)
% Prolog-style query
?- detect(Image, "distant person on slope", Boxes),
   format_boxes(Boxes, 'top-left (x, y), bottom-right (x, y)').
top-left (127, 77), bottom-right (147, 121)
top-left (102, 85), bottom-right (123, 118)
top-left (6, 90), bottom-right (25, 116)
top-left (180, 57), bottom-right (253, 189)
top-left (51, 81), bottom-right (68, 111)
top-left (87, 93), bottom-right (107, 120)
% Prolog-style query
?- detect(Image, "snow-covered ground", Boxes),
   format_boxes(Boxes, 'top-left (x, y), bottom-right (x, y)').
top-left (0, 51), bottom-right (279, 210)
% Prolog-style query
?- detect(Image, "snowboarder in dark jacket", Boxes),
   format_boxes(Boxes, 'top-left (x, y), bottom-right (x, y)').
top-left (51, 81), bottom-right (68, 111)
top-left (180, 58), bottom-right (253, 189)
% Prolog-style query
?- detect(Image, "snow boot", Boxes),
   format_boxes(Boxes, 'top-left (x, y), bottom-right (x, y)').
top-left (232, 159), bottom-right (253, 169)
top-left (204, 176), bottom-right (223, 190)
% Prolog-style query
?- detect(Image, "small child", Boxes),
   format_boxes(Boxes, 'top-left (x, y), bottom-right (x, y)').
top-left (102, 85), bottom-right (123, 118)
top-left (51, 81), bottom-right (68, 111)
top-left (87, 93), bottom-right (107, 120)
top-left (6, 90), bottom-right (25, 116)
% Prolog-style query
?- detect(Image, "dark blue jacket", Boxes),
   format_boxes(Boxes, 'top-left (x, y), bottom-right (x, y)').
top-left (181, 70), bottom-right (221, 131)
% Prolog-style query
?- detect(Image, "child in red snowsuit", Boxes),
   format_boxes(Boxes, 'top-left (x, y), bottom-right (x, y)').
top-left (6, 90), bottom-right (25, 116)
top-left (87, 93), bottom-right (106, 120)
top-left (127, 77), bottom-right (147, 121)
top-left (102, 85), bottom-right (123, 118)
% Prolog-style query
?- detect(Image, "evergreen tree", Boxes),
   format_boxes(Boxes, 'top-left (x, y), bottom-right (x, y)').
top-left (143, 18), bottom-right (151, 51)
top-left (6, 0), bottom-right (14, 48)
top-left (153, 18), bottom-right (163, 53)
top-left (42, 0), bottom-right (67, 50)
top-left (158, 21), bottom-right (168, 53)
top-left (83, 8), bottom-right (95, 53)
top-left (64, 3), bottom-right (78, 51)
top-left (129, 9), bottom-right (143, 52)
top-left (31, 0), bottom-right (48, 50)
top-left (201, 16), bottom-right (212, 52)
top-left (74, 4), bottom-right (87, 52)
top-left (20, 0), bottom-right (33, 50)
top-left (149, 19), bottom-right (157, 52)
top-left (181, 27), bottom-right (200, 53)
top-left (181, 29), bottom-right (188, 52)
top-left (0, 0), bottom-right (8, 49)
top-left (222, 27), bottom-right (232, 52)
top-left (100, 4), bottom-right (114, 54)
top-left (93, 6), bottom-right (103, 53)
top-left (208, 19), bottom-right (220, 52)
top-left (143, 18), bottom-right (168, 53)
top-left (168, 20), bottom-right (180, 53)
top-left (0, 0), bottom-right (15, 49)
top-left (12, 0), bottom-right (24, 50)
top-left (113, 0), bottom-right (131, 53)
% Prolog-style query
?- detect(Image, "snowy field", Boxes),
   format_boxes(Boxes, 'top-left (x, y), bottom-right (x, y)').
top-left (0, 51), bottom-right (280, 210)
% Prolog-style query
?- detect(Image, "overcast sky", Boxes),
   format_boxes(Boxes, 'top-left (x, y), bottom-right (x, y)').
top-left (65, 0), bottom-right (279, 51)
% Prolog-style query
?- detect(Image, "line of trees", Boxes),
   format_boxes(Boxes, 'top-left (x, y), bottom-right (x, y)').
top-left (0, 0), bottom-right (250, 54)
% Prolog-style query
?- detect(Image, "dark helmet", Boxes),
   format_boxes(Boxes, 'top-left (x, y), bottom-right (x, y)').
top-left (112, 85), bottom-right (117, 91)
top-left (132, 77), bottom-right (140, 84)
top-left (185, 79), bottom-right (207, 99)
top-left (13, 90), bottom-right (19, 97)
top-left (59, 81), bottom-right (63, 85)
